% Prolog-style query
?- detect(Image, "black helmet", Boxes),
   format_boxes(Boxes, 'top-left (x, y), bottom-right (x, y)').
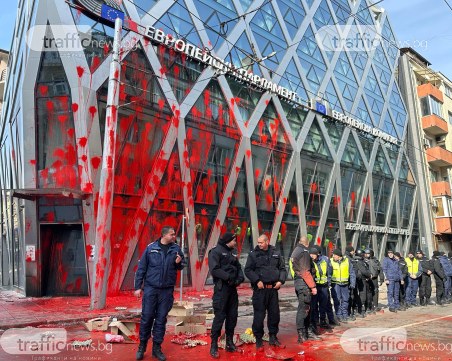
top-left (364, 248), bottom-right (371, 254)
top-left (356, 249), bottom-right (364, 257)
top-left (313, 244), bottom-right (322, 254)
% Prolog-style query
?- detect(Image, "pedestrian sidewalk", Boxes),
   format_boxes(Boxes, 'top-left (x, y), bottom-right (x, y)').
top-left (0, 285), bottom-right (294, 330)
top-left (0, 282), bottom-right (393, 330)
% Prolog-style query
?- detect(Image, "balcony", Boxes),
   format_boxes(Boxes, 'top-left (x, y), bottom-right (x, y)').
top-left (435, 217), bottom-right (452, 234)
top-left (422, 115), bottom-right (448, 136)
top-left (417, 83), bottom-right (444, 102)
top-left (431, 181), bottom-right (451, 196)
top-left (426, 146), bottom-right (452, 167)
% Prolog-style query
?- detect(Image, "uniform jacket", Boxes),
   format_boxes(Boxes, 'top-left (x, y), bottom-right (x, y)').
top-left (405, 257), bottom-right (422, 278)
top-left (290, 243), bottom-right (315, 288)
top-left (245, 245), bottom-right (287, 287)
top-left (382, 257), bottom-right (403, 281)
top-left (134, 239), bottom-right (184, 290)
top-left (419, 257), bottom-right (434, 275)
top-left (315, 254), bottom-right (333, 285)
top-left (431, 257), bottom-right (446, 280)
top-left (208, 243), bottom-right (245, 286)
top-left (397, 258), bottom-right (409, 279)
top-left (439, 255), bottom-right (452, 277)
top-left (331, 257), bottom-right (357, 288)
top-left (367, 257), bottom-right (384, 282)
top-left (354, 256), bottom-right (371, 280)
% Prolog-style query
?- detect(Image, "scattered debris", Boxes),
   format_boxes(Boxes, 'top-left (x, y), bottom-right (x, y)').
top-left (72, 339), bottom-right (92, 347)
top-left (168, 301), bottom-right (194, 317)
top-left (218, 333), bottom-right (244, 349)
top-left (174, 315), bottom-right (207, 335)
top-left (105, 333), bottom-right (124, 343)
top-left (85, 317), bottom-right (110, 332)
top-left (109, 320), bottom-right (139, 340)
top-left (115, 307), bottom-right (127, 311)
top-left (171, 333), bottom-right (207, 348)
top-left (297, 351), bottom-right (305, 355)
top-left (265, 348), bottom-right (295, 360)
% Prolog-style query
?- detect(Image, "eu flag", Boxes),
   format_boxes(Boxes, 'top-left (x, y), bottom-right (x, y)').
top-left (315, 101), bottom-right (327, 115)
top-left (101, 4), bottom-right (125, 22)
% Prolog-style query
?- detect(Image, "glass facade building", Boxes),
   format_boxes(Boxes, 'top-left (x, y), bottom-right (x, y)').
top-left (0, 0), bottom-right (428, 296)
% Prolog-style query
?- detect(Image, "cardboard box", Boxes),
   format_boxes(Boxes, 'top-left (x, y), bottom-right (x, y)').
top-left (109, 320), bottom-right (140, 338)
top-left (168, 301), bottom-right (194, 317)
top-left (174, 315), bottom-right (206, 324)
top-left (85, 317), bottom-right (110, 331)
top-left (174, 321), bottom-right (207, 335)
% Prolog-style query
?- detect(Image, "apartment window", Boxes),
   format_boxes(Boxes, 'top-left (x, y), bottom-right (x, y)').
top-left (445, 84), bottom-right (452, 98)
top-left (449, 111), bottom-right (452, 125)
top-left (420, 96), bottom-right (443, 118)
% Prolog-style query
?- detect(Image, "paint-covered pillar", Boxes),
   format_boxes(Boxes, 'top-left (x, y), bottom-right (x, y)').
top-left (90, 17), bottom-right (122, 310)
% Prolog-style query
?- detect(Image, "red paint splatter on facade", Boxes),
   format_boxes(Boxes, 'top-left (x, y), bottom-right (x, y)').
top-left (76, 66), bottom-right (85, 78)
top-left (72, 103), bottom-right (79, 113)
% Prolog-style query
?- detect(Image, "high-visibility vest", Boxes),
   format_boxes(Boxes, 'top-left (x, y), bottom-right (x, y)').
top-left (314, 259), bottom-right (328, 285)
top-left (405, 257), bottom-right (419, 274)
top-left (289, 258), bottom-right (295, 278)
top-left (331, 257), bottom-right (350, 284)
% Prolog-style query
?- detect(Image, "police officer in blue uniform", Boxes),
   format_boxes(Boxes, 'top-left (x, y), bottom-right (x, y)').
top-left (208, 232), bottom-right (245, 358)
top-left (134, 226), bottom-right (184, 361)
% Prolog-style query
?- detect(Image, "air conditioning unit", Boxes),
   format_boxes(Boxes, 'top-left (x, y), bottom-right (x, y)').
top-left (436, 135), bottom-right (447, 144)
top-left (423, 137), bottom-right (431, 148)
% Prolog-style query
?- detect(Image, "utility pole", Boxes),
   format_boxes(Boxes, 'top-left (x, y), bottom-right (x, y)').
top-left (90, 17), bottom-right (122, 310)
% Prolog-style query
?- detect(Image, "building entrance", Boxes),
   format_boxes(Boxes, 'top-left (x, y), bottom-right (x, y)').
top-left (40, 224), bottom-right (88, 296)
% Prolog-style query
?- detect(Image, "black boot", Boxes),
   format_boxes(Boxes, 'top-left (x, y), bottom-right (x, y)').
top-left (269, 334), bottom-right (282, 347)
top-left (225, 335), bottom-right (236, 352)
top-left (210, 339), bottom-right (219, 359)
top-left (297, 329), bottom-right (307, 344)
top-left (152, 343), bottom-right (166, 361)
top-left (136, 341), bottom-right (147, 360)
top-left (307, 328), bottom-right (321, 340)
top-left (256, 337), bottom-right (264, 351)
top-left (320, 320), bottom-right (333, 331)
top-left (310, 324), bottom-right (321, 335)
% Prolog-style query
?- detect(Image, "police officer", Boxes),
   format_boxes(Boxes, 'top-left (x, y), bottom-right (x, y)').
top-left (309, 247), bottom-right (334, 333)
top-left (364, 248), bottom-right (384, 312)
top-left (330, 248), bottom-right (356, 323)
top-left (208, 232), bottom-right (245, 358)
top-left (355, 249), bottom-right (371, 316)
top-left (245, 234), bottom-right (287, 349)
top-left (405, 251), bottom-right (422, 306)
top-left (134, 226), bottom-right (184, 361)
top-left (291, 236), bottom-right (320, 343)
top-left (431, 251), bottom-right (446, 305)
top-left (394, 252), bottom-right (408, 310)
top-left (344, 246), bottom-right (358, 321)
top-left (417, 250), bottom-right (434, 306)
top-left (439, 251), bottom-right (452, 303)
top-left (382, 250), bottom-right (403, 312)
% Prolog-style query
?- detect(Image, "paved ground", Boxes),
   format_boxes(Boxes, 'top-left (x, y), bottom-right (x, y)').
top-left (0, 285), bottom-right (451, 361)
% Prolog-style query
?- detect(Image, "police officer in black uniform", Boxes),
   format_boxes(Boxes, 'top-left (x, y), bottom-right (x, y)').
top-left (291, 235), bottom-right (320, 343)
top-left (208, 232), bottom-right (245, 358)
top-left (394, 252), bottom-right (408, 310)
top-left (245, 234), bottom-right (287, 349)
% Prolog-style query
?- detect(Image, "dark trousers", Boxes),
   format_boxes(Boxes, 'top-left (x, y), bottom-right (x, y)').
top-left (311, 284), bottom-right (330, 324)
top-left (433, 274), bottom-right (444, 303)
top-left (295, 279), bottom-right (311, 331)
top-left (358, 279), bottom-right (371, 311)
top-left (405, 277), bottom-right (419, 305)
top-left (419, 274), bottom-right (432, 300)
top-left (387, 280), bottom-right (400, 309)
top-left (369, 278), bottom-right (380, 309)
top-left (252, 288), bottom-right (280, 339)
top-left (445, 276), bottom-right (452, 300)
top-left (331, 284), bottom-right (349, 318)
top-left (139, 287), bottom-right (174, 344)
top-left (399, 280), bottom-right (406, 305)
top-left (211, 283), bottom-right (238, 340)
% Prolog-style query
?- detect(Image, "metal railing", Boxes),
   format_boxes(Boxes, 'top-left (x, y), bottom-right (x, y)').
top-left (0, 68), bottom-right (6, 82)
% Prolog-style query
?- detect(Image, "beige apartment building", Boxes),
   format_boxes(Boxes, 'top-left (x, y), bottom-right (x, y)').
top-left (399, 47), bottom-right (452, 253)
top-left (0, 49), bottom-right (8, 117)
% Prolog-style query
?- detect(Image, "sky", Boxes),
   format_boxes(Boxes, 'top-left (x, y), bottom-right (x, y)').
top-left (0, 1), bottom-right (451, 80)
